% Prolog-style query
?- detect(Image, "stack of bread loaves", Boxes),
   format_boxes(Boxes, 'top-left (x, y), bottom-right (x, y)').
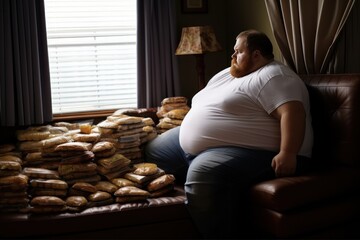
top-left (114, 163), bottom-right (176, 203)
top-left (0, 115), bottom-right (179, 213)
top-left (55, 142), bottom-right (100, 185)
top-left (156, 96), bottom-right (190, 134)
top-left (97, 112), bottom-right (156, 164)
top-left (0, 144), bottom-right (29, 212)
top-left (22, 168), bottom-right (69, 213)
top-left (18, 125), bottom-right (71, 170)
top-left (111, 109), bottom-right (158, 145)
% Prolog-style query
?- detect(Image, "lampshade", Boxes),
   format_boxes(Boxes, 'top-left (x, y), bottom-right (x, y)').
top-left (175, 26), bottom-right (222, 55)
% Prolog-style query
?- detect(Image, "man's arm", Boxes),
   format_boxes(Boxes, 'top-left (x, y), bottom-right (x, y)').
top-left (270, 101), bottom-right (306, 177)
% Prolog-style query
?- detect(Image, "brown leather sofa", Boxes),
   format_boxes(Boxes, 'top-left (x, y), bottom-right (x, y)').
top-left (250, 74), bottom-right (360, 238)
top-left (1, 74), bottom-right (360, 239)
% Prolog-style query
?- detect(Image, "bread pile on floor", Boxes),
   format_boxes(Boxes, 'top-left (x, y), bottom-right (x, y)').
top-left (0, 110), bottom-right (177, 214)
top-left (156, 96), bottom-right (190, 134)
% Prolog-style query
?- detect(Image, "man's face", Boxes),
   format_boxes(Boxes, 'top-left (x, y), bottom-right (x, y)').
top-left (230, 37), bottom-right (254, 78)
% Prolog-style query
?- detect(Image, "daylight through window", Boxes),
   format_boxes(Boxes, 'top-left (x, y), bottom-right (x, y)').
top-left (45, 0), bottom-right (137, 114)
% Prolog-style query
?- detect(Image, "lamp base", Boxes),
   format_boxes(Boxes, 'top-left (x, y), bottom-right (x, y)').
top-left (195, 54), bottom-right (206, 89)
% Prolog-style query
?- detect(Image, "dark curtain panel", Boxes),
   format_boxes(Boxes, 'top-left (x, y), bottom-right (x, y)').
top-left (328, 0), bottom-right (360, 73)
top-left (137, 0), bottom-right (180, 108)
top-left (0, 0), bottom-right (52, 127)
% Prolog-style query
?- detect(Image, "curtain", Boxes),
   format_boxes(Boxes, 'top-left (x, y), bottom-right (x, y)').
top-left (265, 0), bottom-right (355, 74)
top-left (137, 0), bottom-right (180, 108)
top-left (0, 0), bottom-right (52, 127)
top-left (328, 0), bottom-right (360, 73)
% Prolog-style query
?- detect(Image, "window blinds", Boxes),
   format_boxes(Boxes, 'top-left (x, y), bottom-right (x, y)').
top-left (44, 0), bottom-right (137, 114)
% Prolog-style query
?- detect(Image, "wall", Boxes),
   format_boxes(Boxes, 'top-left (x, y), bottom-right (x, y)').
top-left (175, 0), bottom-right (228, 101)
top-left (176, 0), bottom-right (281, 101)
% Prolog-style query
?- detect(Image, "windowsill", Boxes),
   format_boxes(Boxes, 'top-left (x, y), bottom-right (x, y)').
top-left (52, 109), bottom-right (117, 122)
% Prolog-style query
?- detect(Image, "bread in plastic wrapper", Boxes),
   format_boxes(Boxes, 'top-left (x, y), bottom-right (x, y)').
top-left (91, 141), bottom-right (114, 153)
top-left (71, 182), bottom-right (97, 193)
top-left (114, 186), bottom-right (150, 197)
top-left (0, 174), bottom-right (28, 187)
top-left (161, 96), bottom-right (187, 105)
top-left (0, 155), bottom-right (23, 164)
top-left (72, 133), bottom-right (100, 143)
top-left (0, 144), bottom-right (16, 153)
top-left (30, 179), bottom-right (68, 190)
top-left (58, 162), bottom-right (97, 176)
top-left (95, 181), bottom-right (118, 194)
top-left (30, 196), bottom-right (66, 206)
top-left (147, 174), bottom-right (176, 192)
top-left (97, 153), bottom-right (131, 169)
top-left (124, 168), bottom-right (165, 185)
top-left (114, 186), bottom-right (150, 203)
top-left (111, 177), bottom-right (141, 188)
top-left (87, 198), bottom-right (114, 208)
top-left (149, 184), bottom-right (175, 198)
top-left (54, 121), bottom-right (79, 130)
top-left (25, 205), bottom-right (67, 214)
top-left (41, 135), bottom-right (70, 148)
top-left (97, 120), bottom-right (119, 129)
top-left (88, 191), bottom-right (112, 202)
top-left (22, 167), bottom-right (60, 179)
top-left (55, 142), bottom-right (92, 152)
top-left (0, 160), bottom-right (22, 171)
top-left (65, 196), bottom-right (88, 212)
top-left (164, 108), bottom-right (190, 120)
top-left (17, 130), bottom-right (50, 141)
top-left (65, 174), bottom-right (101, 185)
top-left (60, 151), bottom-right (94, 164)
top-left (66, 196), bottom-right (88, 207)
top-left (61, 170), bottom-right (98, 180)
top-left (93, 147), bottom-right (116, 158)
top-left (133, 162), bottom-right (158, 176)
top-left (163, 117), bottom-right (183, 126)
top-left (30, 188), bottom-right (67, 198)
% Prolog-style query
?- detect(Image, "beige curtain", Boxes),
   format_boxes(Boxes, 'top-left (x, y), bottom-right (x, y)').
top-left (328, 0), bottom-right (360, 73)
top-left (265, 0), bottom-right (355, 74)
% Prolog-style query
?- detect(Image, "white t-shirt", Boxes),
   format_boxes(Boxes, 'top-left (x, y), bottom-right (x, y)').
top-left (179, 61), bottom-right (313, 157)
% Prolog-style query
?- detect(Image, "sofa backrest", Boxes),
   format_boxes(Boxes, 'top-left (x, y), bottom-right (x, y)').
top-left (300, 74), bottom-right (360, 167)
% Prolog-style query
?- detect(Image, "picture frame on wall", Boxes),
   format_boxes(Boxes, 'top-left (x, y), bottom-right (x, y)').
top-left (181, 0), bottom-right (208, 14)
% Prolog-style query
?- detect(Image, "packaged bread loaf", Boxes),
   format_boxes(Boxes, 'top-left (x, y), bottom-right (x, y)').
top-left (95, 181), bottom-right (118, 194)
top-left (55, 142), bottom-right (93, 152)
top-left (133, 163), bottom-right (158, 176)
top-left (68, 182), bottom-right (97, 197)
top-left (30, 179), bottom-right (68, 190)
top-left (22, 167), bottom-right (60, 179)
top-left (147, 174), bottom-right (175, 192)
top-left (114, 186), bottom-right (150, 203)
top-left (66, 196), bottom-right (88, 212)
top-left (0, 144), bottom-right (16, 154)
top-left (87, 191), bottom-right (114, 207)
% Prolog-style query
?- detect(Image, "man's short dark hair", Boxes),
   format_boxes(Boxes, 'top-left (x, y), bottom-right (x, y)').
top-left (237, 30), bottom-right (274, 60)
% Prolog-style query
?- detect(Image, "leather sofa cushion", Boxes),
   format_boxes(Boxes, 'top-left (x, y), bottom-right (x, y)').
top-left (250, 167), bottom-right (360, 212)
top-left (252, 195), bottom-right (360, 238)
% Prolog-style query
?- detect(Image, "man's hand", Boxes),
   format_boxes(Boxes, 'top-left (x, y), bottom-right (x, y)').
top-left (270, 101), bottom-right (305, 177)
top-left (271, 151), bottom-right (297, 177)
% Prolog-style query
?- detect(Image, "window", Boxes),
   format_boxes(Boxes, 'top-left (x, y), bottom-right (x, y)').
top-left (44, 0), bottom-right (137, 115)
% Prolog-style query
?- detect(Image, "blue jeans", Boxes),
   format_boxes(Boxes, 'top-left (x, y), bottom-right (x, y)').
top-left (145, 127), bottom-right (311, 238)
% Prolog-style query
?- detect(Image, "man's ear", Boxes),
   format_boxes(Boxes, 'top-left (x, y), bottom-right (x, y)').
top-left (253, 50), bottom-right (261, 58)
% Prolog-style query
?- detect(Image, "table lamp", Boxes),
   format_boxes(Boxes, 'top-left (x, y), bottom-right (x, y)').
top-left (175, 25), bottom-right (222, 89)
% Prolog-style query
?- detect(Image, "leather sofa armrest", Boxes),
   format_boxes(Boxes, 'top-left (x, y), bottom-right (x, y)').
top-left (250, 167), bottom-right (360, 212)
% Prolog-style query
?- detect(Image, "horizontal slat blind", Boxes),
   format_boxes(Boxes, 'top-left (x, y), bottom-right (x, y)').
top-left (44, 0), bottom-right (137, 114)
